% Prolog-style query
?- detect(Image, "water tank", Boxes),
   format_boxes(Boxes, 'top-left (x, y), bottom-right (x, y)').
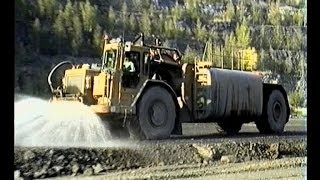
top-left (197, 68), bottom-right (263, 120)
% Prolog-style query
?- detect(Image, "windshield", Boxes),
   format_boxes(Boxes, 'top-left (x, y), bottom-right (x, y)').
top-left (102, 50), bottom-right (117, 71)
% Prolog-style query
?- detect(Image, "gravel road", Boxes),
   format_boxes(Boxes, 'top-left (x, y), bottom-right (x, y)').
top-left (14, 118), bottom-right (307, 179)
top-left (14, 136), bottom-right (306, 179)
top-left (181, 117), bottom-right (306, 136)
top-left (50, 157), bottom-right (306, 180)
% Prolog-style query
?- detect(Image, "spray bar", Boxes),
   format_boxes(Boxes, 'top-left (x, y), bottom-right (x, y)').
top-left (47, 61), bottom-right (73, 93)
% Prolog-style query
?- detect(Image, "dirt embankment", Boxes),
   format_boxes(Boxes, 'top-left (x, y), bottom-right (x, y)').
top-left (14, 138), bottom-right (306, 179)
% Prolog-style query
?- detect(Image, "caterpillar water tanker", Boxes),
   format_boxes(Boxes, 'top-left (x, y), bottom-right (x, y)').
top-left (48, 33), bottom-right (290, 140)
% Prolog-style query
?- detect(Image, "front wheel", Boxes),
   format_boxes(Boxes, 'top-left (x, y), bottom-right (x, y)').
top-left (127, 86), bottom-right (176, 140)
top-left (256, 89), bottom-right (289, 134)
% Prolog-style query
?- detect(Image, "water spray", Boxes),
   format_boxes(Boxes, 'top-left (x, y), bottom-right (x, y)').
top-left (14, 94), bottom-right (134, 148)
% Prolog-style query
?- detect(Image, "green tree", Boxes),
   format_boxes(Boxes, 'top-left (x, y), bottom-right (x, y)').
top-left (235, 0), bottom-right (245, 22)
top-left (292, 10), bottom-right (304, 26)
top-left (251, 3), bottom-right (263, 25)
top-left (288, 90), bottom-right (303, 115)
top-left (212, 44), bottom-right (223, 67)
top-left (273, 26), bottom-right (283, 49)
top-left (164, 18), bottom-right (177, 39)
top-left (194, 18), bottom-right (207, 43)
top-left (53, 10), bottom-right (66, 54)
top-left (32, 18), bottom-right (41, 53)
top-left (257, 49), bottom-right (266, 70)
top-left (37, 0), bottom-right (57, 17)
top-left (183, 45), bottom-right (198, 63)
top-left (140, 0), bottom-right (152, 9)
top-left (202, 40), bottom-right (221, 66)
top-left (149, 3), bottom-right (155, 17)
top-left (37, 0), bottom-right (45, 16)
top-left (268, 1), bottom-right (281, 25)
top-left (162, 39), bottom-right (171, 47)
top-left (141, 10), bottom-right (151, 36)
top-left (93, 24), bottom-right (102, 54)
top-left (121, 2), bottom-right (129, 30)
top-left (63, 0), bottom-right (74, 31)
top-left (129, 15), bottom-right (137, 32)
top-left (107, 6), bottom-right (116, 32)
top-left (224, 32), bottom-right (236, 68)
top-left (185, 0), bottom-right (200, 21)
top-left (149, 4), bottom-right (157, 35)
top-left (157, 13), bottom-right (165, 35)
top-left (224, 0), bottom-right (235, 22)
top-left (80, 0), bottom-right (97, 32)
top-left (286, 28), bottom-right (303, 50)
top-left (235, 19), bottom-right (250, 49)
top-left (71, 15), bottom-right (83, 56)
top-left (185, 0), bottom-right (194, 10)
top-left (133, 0), bottom-right (142, 10)
top-left (171, 4), bottom-right (182, 22)
top-left (259, 25), bottom-right (269, 49)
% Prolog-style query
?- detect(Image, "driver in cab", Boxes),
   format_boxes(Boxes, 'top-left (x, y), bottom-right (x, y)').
top-left (122, 56), bottom-right (137, 88)
top-left (123, 57), bottom-right (135, 72)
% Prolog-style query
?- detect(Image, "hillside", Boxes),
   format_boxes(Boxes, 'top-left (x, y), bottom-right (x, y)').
top-left (14, 0), bottom-right (306, 107)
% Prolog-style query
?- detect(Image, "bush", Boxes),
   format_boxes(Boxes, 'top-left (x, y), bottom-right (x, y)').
top-left (288, 90), bottom-right (304, 117)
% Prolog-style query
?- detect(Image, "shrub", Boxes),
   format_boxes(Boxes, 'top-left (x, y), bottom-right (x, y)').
top-left (288, 90), bottom-right (304, 117)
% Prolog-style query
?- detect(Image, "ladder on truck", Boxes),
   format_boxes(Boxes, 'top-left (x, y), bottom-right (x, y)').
top-left (193, 60), bottom-right (213, 119)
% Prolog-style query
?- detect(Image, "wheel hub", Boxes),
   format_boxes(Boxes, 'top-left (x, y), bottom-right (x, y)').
top-left (149, 101), bottom-right (166, 127)
top-left (273, 102), bottom-right (282, 121)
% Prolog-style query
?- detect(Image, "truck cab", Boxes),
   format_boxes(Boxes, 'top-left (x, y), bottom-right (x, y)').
top-left (52, 33), bottom-right (183, 121)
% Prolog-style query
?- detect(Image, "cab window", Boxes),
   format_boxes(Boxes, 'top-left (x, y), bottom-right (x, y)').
top-left (122, 51), bottom-right (140, 88)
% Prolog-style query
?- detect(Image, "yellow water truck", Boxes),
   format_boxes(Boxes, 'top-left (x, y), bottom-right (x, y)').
top-left (48, 33), bottom-right (290, 140)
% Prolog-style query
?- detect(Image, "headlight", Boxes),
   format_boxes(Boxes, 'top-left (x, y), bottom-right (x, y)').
top-left (85, 76), bottom-right (92, 89)
top-left (62, 77), bottom-right (66, 88)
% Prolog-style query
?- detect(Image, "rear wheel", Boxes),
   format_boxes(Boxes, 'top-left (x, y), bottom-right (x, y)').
top-left (127, 86), bottom-right (176, 140)
top-left (256, 90), bottom-right (288, 134)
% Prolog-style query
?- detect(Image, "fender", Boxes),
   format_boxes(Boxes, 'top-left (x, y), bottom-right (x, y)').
top-left (131, 79), bottom-right (179, 109)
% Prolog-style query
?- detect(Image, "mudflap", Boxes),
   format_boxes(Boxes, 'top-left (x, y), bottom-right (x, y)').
top-left (97, 113), bottom-right (130, 139)
top-left (171, 99), bottom-right (193, 135)
top-left (171, 120), bottom-right (182, 135)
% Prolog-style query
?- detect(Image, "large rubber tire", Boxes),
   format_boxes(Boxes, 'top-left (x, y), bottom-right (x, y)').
top-left (127, 86), bottom-right (176, 140)
top-left (256, 90), bottom-right (288, 134)
top-left (216, 121), bottom-right (242, 135)
top-left (126, 117), bottom-right (145, 140)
